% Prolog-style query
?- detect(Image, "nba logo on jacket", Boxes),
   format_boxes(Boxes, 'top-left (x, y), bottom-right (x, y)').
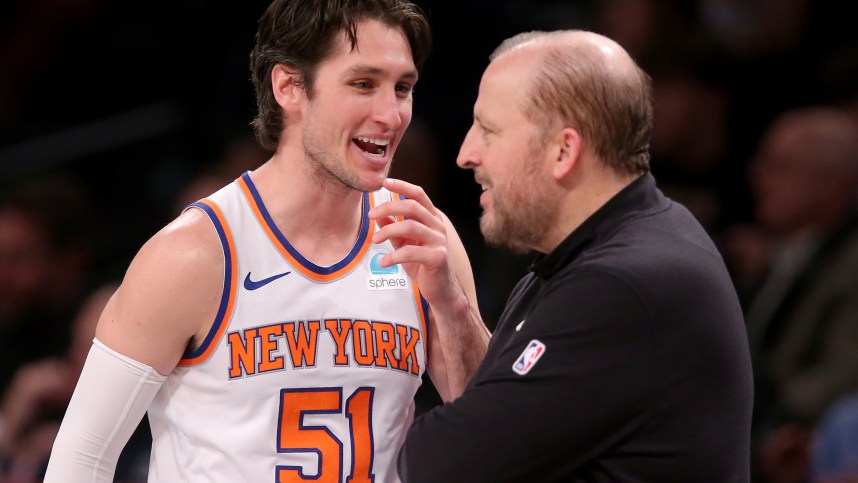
top-left (513, 339), bottom-right (546, 375)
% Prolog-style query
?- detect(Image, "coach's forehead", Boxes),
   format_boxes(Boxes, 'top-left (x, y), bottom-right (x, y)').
top-left (496, 30), bottom-right (636, 77)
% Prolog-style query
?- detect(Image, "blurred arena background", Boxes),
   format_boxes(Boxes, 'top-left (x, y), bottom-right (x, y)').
top-left (1, 1), bottom-right (857, 481)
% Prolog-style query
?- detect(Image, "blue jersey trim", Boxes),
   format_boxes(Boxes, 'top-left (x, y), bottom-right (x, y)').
top-left (240, 172), bottom-right (371, 276)
top-left (182, 201), bottom-right (234, 360)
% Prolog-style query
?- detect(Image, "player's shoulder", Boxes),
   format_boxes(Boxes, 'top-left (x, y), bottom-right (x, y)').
top-left (156, 207), bottom-right (219, 249)
top-left (102, 208), bottom-right (226, 370)
top-left (130, 208), bottom-right (223, 282)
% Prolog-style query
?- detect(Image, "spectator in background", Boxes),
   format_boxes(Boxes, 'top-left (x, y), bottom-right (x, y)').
top-left (0, 175), bottom-right (96, 394)
top-left (724, 106), bottom-right (858, 483)
top-left (646, 49), bottom-right (735, 233)
top-left (0, 283), bottom-right (129, 482)
top-left (812, 391), bottom-right (858, 482)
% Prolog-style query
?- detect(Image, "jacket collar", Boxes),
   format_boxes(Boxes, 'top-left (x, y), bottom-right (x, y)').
top-left (530, 172), bottom-right (665, 280)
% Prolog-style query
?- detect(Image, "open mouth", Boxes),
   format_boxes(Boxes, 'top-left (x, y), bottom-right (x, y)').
top-left (475, 175), bottom-right (490, 191)
top-left (353, 136), bottom-right (389, 157)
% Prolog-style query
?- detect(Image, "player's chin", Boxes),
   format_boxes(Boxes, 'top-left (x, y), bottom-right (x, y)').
top-left (361, 167), bottom-right (392, 192)
top-left (352, 174), bottom-right (386, 193)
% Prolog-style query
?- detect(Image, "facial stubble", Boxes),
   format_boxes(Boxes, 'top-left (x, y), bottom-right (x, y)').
top-left (480, 142), bottom-right (558, 254)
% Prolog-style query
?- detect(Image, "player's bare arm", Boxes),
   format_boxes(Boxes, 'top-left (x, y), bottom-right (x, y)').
top-left (369, 178), bottom-right (489, 401)
top-left (95, 208), bottom-right (225, 375)
top-left (44, 208), bottom-right (224, 482)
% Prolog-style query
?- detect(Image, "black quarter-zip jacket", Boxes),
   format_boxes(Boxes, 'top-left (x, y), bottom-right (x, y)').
top-left (399, 173), bottom-right (753, 483)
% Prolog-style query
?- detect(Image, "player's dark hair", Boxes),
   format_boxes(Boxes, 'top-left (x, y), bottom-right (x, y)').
top-left (250, 0), bottom-right (432, 152)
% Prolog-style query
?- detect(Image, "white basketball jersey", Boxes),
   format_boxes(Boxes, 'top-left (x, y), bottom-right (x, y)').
top-left (147, 172), bottom-right (430, 483)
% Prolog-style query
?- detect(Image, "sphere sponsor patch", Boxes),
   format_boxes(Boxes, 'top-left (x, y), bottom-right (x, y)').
top-left (366, 251), bottom-right (408, 290)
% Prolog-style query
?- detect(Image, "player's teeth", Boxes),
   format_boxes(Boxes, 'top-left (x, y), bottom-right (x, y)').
top-left (354, 136), bottom-right (389, 146)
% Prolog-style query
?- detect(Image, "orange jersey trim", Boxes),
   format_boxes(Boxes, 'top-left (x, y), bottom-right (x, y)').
top-left (237, 173), bottom-right (376, 282)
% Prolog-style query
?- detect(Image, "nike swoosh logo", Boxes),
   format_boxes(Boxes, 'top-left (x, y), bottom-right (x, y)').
top-left (243, 271), bottom-right (291, 290)
top-left (515, 320), bottom-right (526, 331)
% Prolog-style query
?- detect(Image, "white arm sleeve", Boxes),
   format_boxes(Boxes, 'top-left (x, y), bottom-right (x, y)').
top-left (44, 338), bottom-right (167, 483)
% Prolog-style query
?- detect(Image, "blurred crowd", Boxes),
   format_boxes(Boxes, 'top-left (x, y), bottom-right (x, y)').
top-left (1, 0), bottom-right (858, 482)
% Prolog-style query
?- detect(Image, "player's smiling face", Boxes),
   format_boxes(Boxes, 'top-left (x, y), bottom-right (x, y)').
top-left (300, 19), bottom-right (417, 192)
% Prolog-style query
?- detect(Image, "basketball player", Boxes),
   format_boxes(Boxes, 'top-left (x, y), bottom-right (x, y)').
top-left (43, 1), bottom-right (489, 481)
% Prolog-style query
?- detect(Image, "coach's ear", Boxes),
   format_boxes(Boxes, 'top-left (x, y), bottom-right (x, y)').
top-left (551, 127), bottom-right (581, 181)
top-left (272, 64), bottom-right (305, 112)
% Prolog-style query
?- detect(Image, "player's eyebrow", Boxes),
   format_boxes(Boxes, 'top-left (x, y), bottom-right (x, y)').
top-left (344, 64), bottom-right (418, 81)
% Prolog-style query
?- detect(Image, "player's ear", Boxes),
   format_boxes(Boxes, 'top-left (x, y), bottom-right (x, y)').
top-left (550, 127), bottom-right (581, 181)
top-left (272, 64), bottom-right (305, 111)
